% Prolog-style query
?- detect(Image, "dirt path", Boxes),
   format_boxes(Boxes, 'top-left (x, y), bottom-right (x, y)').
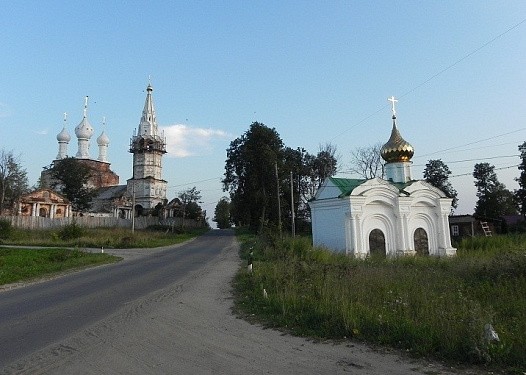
top-left (2, 235), bottom-right (481, 374)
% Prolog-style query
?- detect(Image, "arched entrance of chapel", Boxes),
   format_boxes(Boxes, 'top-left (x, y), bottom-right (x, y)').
top-left (414, 227), bottom-right (429, 255)
top-left (369, 229), bottom-right (386, 257)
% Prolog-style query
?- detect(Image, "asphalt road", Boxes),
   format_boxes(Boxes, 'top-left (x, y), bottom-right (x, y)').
top-left (0, 230), bottom-right (474, 374)
top-left (0, 230), bottom-right (230, 368)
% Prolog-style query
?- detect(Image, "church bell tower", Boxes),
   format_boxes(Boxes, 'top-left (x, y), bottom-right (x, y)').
top-left (127, 83), bottom-right (167, 213)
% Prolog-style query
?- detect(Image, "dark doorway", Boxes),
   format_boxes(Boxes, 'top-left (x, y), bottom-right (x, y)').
top-left (414, 228), bottom-right (429, 255)
top-left (369, 229), bottom-right (386, 257)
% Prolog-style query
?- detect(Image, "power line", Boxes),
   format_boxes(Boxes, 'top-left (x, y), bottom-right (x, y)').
top-left (414, 128), bottom-right (526, 159)
top-left (168, 176), bottom-right (222, 189)
top-left (412, 154), bottom-right (519, 167)
top-left (399, 17), bottom-right (526, 99)
top-left (329, 17), bottom-right (526, 142)
top-left (449, 164), bottom-right (519, 179)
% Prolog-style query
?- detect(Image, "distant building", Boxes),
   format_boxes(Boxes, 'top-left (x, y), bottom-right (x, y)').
top-left (127, 83), bottom-right (168, 214)
top-left (41, 84), bottom-right (168, 217)
top-left (89, 185), bottom-right (132, 218)
top-left (309, 98), bottom-right (456, 257)
top-left (41, 99), bottom-right (119, 191)
top-left (17, 189), bottom-right (71, 218)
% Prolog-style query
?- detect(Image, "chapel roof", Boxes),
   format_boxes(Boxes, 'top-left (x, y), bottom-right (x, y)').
top-left (329, 177), bottom-right (366, 196)
top-left (380, 115), bottom-right (414, 163)
top-left (328, 177), bottom-right (416, 197)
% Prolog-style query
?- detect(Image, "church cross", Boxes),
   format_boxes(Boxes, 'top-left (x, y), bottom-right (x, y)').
top-left (388, 96), bottom-right (398, 116)
top-left (83, 96), bottom-right (89, 118)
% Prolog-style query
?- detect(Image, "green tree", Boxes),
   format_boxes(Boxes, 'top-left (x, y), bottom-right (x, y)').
top-left (178, 186), bottom-right (203, 225)
top-left (423, 159), bottom-right (458, 209)
top-left (223, 122), bottom-right (284, 232)
top-left (473, 162), bottom-right (517, 219)
top-left (284, 144), bottom-right (338, 230)
top-left (49, 157), bottom-right (95, 212)
top-left (516, 141), bottom-right (526, 218)
top-left (309, 143), bottom-right (339, 190)
top-left (0, 150), bottom-right (29, 214)
top-left (213, 197), bottom-right (231, 229)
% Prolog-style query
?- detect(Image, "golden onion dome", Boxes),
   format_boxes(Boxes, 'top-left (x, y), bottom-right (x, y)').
top-left (380, 116), bottom-right (414, 163)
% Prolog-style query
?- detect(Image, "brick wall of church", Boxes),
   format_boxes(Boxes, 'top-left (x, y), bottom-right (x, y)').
top-left (41, 159), bottom-right (119, 190)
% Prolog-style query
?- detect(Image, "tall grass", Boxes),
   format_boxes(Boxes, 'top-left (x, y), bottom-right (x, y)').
top-left (0, 225), bottom-right (209, 248)
top-left (234, 230), bottom-right (526, 371)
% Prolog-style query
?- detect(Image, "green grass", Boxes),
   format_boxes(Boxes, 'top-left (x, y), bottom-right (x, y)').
top-left (0, 225), bottom-right (209, 248)
top-left (0, 247), bottom-right (119, 285)
top-left (233, 230), bottom-right (526, 372)
top-left (0, 224), bottom-right (208, 286)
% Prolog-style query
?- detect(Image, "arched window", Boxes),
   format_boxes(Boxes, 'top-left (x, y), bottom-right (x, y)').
top-left (414, 228), bottom-right (429, 255)
top-left (39, 207), bottom-right (48, 217)
top-left (369, 229), bottom-right (386, 257)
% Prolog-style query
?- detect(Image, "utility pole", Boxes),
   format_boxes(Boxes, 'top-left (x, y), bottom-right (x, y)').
top-left (275, 161), bottom-right (282, 236)
top-left (290, 171), bottom-right (295, 237)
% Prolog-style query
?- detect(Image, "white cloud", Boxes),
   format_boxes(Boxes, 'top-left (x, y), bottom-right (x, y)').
top-left (160, 124), bottom-right (230, 158)
top-left (34, 129), bottom-right (48, 135)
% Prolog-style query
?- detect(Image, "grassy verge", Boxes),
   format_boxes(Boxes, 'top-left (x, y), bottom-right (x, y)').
top-left (0, 247), bottom-right (119, 286)
top-left (233, 229), bottom-right (526, 373)
top-left (0, 223), bottom-right (208, 287)
top-left (0, 223), bottom-right (209, 248)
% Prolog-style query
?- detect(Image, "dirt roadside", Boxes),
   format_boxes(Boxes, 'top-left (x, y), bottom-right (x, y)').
top-left (2, 237), bottom-right (486, 374)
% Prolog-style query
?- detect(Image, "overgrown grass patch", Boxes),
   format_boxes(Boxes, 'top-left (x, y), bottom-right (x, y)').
top-left (0, 247), bottom-right (119, 285)
top-left (233, 229), bottom-right (526, 372)
top-left (0, 226), bottom-right (209, 248)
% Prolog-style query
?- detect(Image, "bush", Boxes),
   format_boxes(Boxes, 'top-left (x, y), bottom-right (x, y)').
top-left (0, 219), bottom-right (12, 239)
top-left (58, 222), bottom-right (84, 240)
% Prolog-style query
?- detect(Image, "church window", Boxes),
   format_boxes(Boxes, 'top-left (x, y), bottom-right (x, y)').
top-left (369, 229), bottom-right (386, 257)
top-left (39, 207), bottom-right (48, 218)
top-left (451, 225), bottom-right (459, 236)
top-left (414, 228), bottom-right (429, 255)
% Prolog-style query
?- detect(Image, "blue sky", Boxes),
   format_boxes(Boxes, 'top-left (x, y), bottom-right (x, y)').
top-left (1, 1), bottom-right (525, 222)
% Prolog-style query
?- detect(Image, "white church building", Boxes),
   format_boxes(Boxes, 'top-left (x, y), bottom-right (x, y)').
top-left (43, 83), bottom-right (167, 217)
top-left (126, 83), bottom-right (168, 214)
top-left (309, 98), bottom-right (456, 257)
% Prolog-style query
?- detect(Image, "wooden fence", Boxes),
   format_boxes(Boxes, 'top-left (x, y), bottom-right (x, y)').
top-left (1, 215), bottom-right (206, 230)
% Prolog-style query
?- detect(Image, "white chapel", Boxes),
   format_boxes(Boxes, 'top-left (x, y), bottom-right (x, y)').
top-left (309, 98), bottom-right (456, 257)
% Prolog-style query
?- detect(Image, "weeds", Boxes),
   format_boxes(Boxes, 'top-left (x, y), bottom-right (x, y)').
top-left (234, 230), bottom-right (526, 371)
top-left (0, 226), bottom-right (209, 248)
